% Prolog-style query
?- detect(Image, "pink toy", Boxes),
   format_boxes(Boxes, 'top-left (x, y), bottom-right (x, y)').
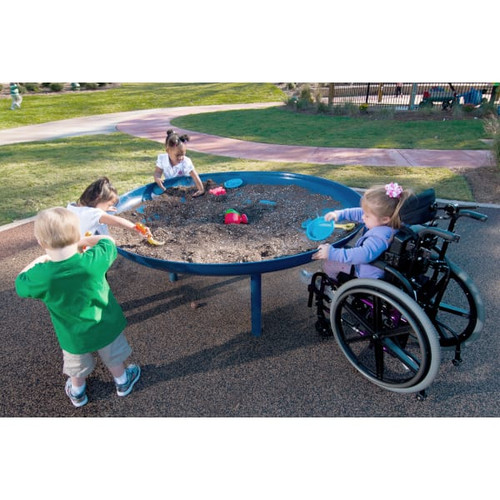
top-left (224, 209), bottom-right (248, 224)
top-left (209, 186), bottom-right (227, 196)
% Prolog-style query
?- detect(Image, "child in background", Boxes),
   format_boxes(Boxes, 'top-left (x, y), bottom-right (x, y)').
top-left (10, 83), bottom-right (23, 110)
top-left (312, 182), bottom-right (412, 281)
top-left (15, 207), bottom-right (140, 408)
top-left (67, 176), bottom-right (153, 239)
top-left (154, 129), bottom-right (205, 197)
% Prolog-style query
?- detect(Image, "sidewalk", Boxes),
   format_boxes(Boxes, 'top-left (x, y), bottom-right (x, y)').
top-left (1, 103), bottom-right (495, 168)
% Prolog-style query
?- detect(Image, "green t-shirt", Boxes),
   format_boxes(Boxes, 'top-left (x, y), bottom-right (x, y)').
top-left (15, 239), bottom-right (127, 354)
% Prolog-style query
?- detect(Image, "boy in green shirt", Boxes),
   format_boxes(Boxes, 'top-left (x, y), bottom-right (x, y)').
top-left (15, 207), bottom-right (140, 407)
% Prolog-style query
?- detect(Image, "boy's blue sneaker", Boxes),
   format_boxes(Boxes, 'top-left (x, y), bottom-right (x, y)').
top-left (65, 379), bottom-right (88, 408)
top-left (116, 364), bottom-right (141, 397)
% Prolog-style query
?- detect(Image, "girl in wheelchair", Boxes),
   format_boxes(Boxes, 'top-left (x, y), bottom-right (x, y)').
top-left (306, 183), bottom-right (487, 395)
top-left (312, 182), bottom-right (412, 282)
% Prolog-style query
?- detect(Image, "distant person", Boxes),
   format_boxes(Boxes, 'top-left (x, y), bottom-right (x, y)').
top-left (153, 129), bottom-right (205, 197)
top-left (10, 82), bottom-right (22, 110)
top-left (67, 177), bottom-right (153, 239)
top-left (311, 182), bottom-right (412, 281)
top-left (15, 207), bottom-right (141, 408)
top-left (395, 83), bottom-right (402, 96)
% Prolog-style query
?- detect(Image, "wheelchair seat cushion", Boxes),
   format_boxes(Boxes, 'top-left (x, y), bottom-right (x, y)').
top-left (400, 189), bottom-right (437, 225)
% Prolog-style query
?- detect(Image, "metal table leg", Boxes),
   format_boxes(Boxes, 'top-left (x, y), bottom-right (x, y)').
top-left (250, 273), bottom-right (262, 337)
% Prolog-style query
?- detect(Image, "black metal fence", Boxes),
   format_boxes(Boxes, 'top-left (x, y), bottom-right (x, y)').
top-left (313, 82), bottom-right (499, 109)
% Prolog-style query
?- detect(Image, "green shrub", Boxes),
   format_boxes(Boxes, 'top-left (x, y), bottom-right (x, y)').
top-left (24, 83), bottom-right (39, 92)
top-left (49, 83), bottom-right (64, 92)
top-left (477, 100), bottom-right (496, 117)
top-left (483, 115), bottom-right (500, 167)
top-left (372, 106), bottom-right (396, 119)
top-left (492, 135), bottom-right (500, 167)
top-left (342, 102), bottom-right (359, 117)
top-left (462, 103), bottom-right (476, 113)
top-left (331, 105), bottom-right (344, 116)
top-left (359, 103), bottom-right (369, 113)
top-left (417, 104), bottom-right (442, 118)
top-left (296, 97), bottom-right (313, 110)
top-left (286, 96), bottom-right (298, 109)
top-left (84, 82), bottom-right (98, 90)
top-left (316, 101), bottom-right (329, 113)
top-left (299, 84), bottom-right (313, 103)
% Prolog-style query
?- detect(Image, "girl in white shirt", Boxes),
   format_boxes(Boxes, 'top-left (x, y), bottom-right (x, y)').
top-left (67, 177), bottom-right (152, 239)
top-left (153, 129), bottom-right (205, 197)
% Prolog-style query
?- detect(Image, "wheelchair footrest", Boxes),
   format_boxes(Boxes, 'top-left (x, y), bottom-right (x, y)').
top-left (306, 272), bottom-right (336, 338)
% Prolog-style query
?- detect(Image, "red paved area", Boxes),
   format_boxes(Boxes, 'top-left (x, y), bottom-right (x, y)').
top-left (117, 110), bottom-right (495, 168)
top-left (0, 103), bottom-right (495, 168)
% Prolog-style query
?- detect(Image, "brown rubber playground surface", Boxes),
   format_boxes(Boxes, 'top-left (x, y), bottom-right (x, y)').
top-left (1, 205), bottom-right (499, 418)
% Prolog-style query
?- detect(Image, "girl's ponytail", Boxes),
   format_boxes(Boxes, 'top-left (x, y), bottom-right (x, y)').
top-left (389, 190), bottom-right (412, 229)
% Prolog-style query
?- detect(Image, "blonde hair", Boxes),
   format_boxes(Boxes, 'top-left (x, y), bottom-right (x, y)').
top-left (34, 207), bottom-right (81, 249)
top-left (362, 184), bottom-right (413, 229)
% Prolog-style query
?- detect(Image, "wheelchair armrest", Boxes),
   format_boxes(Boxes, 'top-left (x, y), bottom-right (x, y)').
top-left (410, 224), bottom-right (460, 242)
top-left (459, 210), bottom-right (488, 222)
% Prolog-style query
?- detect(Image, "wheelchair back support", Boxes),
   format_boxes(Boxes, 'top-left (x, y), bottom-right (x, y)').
top-left (399, 188), bottom-right (437, 225)
top-left (381, 189), bottom-right (438, 273)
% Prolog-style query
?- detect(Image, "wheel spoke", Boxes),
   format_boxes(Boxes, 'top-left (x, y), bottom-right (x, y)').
top-left (438, 301), bottom-right (471, 318)
top-left (425, 263), bottom-right (483, 348)
top-left (382, 338), bottom-right (420, 373)
top-left (433, 318), bottom-right (460, 339)
top-left (374, 341), bottom-right (385, 378)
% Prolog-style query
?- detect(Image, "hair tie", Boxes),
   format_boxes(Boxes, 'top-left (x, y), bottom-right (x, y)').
top-left (385, 182), bottom-right (403, 199)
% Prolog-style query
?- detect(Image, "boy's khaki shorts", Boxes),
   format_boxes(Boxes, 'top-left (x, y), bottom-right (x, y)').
top-left (62, 333), bottom-right (132, 378)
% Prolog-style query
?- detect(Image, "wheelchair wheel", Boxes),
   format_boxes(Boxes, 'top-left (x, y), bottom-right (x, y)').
top-left (330, 279), bottom-right (441, 393)
top-left (426, 260), bottom-right (485, 349)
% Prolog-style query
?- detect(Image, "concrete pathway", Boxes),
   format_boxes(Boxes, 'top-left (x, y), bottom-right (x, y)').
top-left (0, 103), bottom-right (495, 168)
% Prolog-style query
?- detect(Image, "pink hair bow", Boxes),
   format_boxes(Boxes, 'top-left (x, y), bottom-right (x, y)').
top-left (385, 182), bottom-right (403, 199)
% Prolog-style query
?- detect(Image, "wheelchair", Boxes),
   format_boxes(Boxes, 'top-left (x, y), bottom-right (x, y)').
top-left (306, 189), bottom-right (488, 399)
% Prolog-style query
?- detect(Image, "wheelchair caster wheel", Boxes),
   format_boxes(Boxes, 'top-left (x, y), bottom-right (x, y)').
top-left (315, 319), bottom-right (333, 338)
top-left (452, 358), bottom-right (463, 367)
top-left (416, 390), bottom-right (428, 401)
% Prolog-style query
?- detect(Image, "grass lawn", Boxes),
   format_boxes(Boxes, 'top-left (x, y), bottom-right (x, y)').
top-left (173, 107), bottom-right (490, 150)
top-left (0, 83), bottom-right (285, 130)
top-left (0, 133), bottom-right (473, 226)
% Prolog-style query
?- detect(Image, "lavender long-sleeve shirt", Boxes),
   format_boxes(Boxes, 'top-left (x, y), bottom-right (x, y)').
top-left (328, 208), bottom-right (395, 279)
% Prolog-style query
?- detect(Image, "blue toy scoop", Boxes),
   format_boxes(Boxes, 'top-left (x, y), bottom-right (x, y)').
top-left (224, 178), bottom-right (243, 189)
top-left (306, 216), bottom-right (335, 241)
